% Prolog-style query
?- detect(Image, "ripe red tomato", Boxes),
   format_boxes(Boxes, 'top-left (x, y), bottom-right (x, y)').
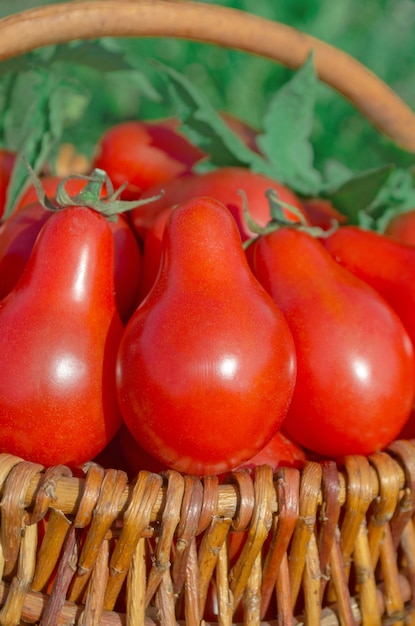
top-left (246, 227), bottom-right (415, 458)
top-left (0, 206), bottom-right (123, 467)
top-left (117, 196), bottom-right (297, 476)
top-left (92, 119), bottom-right (205, 199)
top-left (131, 166), bottom-right (307, 242)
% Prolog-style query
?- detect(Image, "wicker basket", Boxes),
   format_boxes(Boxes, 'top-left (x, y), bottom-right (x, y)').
top-left (1, 3), bottom-right (415, 625)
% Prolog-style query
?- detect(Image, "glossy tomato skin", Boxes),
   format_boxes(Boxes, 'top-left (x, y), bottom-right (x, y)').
top-left (92, 120), bottom-right (205, 199)
top-left (1, 178), bottom-right (142, 323)
top-left (0, 206), bottom-right (124, 467)
top-left (247, 228), bottom-right (415, 458)
top-left (131, 166), bottom-right (307, 242)
top-left (323, 226), bottom-right (415, 349)
top-left (117, 196), bottom-right (297, 476)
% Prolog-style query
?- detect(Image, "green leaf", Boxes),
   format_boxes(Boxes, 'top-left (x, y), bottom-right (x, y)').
top-left (2, 70), bottom-right (68, 218)
top-left (157, 58), bottom-right (327, 197)
top-left (155, 60), bottom-right (270, 172)
top-left (256, 54), bottom-right (322, 196)
top-left (323, 163), bottom-right (395, 225)
top-left (363, 168), bottom-right (415, 232)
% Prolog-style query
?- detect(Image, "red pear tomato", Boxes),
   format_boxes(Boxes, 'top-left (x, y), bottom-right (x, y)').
top-left (117, 196), bottom-right (297, 476)
top-left (247, 227), bottom-right (415, 458)
top-left (0, 206), bottom-right (124, 467)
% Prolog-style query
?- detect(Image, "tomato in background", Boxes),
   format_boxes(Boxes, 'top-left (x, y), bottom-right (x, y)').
top-left (117, 196), bottom-right (297, 476)
top-left (137, 206), bottom-right (171, 302)
top-left (0, 206), bottom-right (123, 467)
top-left (219, 112), bottom-right (259, 153)
top-left (384, 209), bottom-right (415, 245)
top-left (235, 430), bottom-right (305, 473)
top-left (0, 149), bottom-right (16, 221)
top-left (16, 174), bottom-right (79, 212)
top-left (301, 197), bottom-right (347, 230)
top-left (246, 227), bottom-right (415, 459)
top-left (131, 166), bottom-right (307, 242)
top-left (0, 202), bottom-right (50, 299)
top-left (92, 119), bottom-right (205, 200)
top-left (117, 424), bottom-right (168, 477)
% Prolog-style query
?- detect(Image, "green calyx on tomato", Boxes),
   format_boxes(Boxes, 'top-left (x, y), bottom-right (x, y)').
top-left (242, 187), bottom-right (337, 249)
top-left (24, 158), bottom-right (164, 222)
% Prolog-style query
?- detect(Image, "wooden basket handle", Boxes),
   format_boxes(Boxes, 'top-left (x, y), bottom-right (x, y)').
top-left (0, 1), bottom-right (415, 152)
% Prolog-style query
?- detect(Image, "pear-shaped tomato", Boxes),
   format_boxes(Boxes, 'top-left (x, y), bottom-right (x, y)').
top-left (247, 228), bottom-right (415, 458)
top-left (0, 206), bottom-right (123, 467)
top-left (116, 196), bottom-right (297, 476)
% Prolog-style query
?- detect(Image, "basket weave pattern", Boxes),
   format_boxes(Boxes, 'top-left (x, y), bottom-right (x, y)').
top-left (0, 444), bottom-right (415, 624)
top-left (1, 3), bottom-right (415, 625)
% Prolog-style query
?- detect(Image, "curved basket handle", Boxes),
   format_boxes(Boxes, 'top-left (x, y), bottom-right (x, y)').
top-left (1, 0), bottom-right (415, 152)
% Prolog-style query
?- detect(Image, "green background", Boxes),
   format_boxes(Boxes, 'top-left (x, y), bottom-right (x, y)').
top-left (2, 0), bottom-right (415, 175)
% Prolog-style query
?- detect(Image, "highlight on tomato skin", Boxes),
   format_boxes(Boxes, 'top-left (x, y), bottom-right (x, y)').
top-left (0, 206), bottom-right (124, 468)
top-left (116, 195), bottom-right (297, 476)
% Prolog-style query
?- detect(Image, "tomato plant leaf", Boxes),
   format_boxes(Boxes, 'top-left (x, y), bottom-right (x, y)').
top-left (155, 60), bottom-right (272, 172)
top-left (2, 70), bottom-right (67, 218)
top-left (256, 54), bottom-right (322, 196)
top-left (156, 59), bottom-right (329, 196)
top-left (322, 163), bottom-right (395, 225)
top-left (361, 168), bottom-right (415, 232)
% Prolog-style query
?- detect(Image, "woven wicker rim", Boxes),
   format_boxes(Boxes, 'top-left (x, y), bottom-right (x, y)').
top-left (1, 0), bottom-right (415, 151)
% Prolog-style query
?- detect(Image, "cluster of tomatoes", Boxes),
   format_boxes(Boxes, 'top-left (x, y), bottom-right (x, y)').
top-left (0, 115), bottom-right (414, 478)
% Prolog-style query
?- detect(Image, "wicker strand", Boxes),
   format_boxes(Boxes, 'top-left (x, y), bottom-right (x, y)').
top-left (260, 467), bottom-right (300, 618)
top-left (67, 468), bottom-right (129, 604)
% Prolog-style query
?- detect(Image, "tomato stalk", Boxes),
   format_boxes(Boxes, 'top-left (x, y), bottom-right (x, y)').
top-left (23, 157), bottom-right (163, 221)
top-left (242, 188), bottom-right (337, 249)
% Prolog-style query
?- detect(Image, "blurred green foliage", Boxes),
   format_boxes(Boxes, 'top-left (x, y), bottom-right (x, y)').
top-left (2, 0), bottom-right (415, 174)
